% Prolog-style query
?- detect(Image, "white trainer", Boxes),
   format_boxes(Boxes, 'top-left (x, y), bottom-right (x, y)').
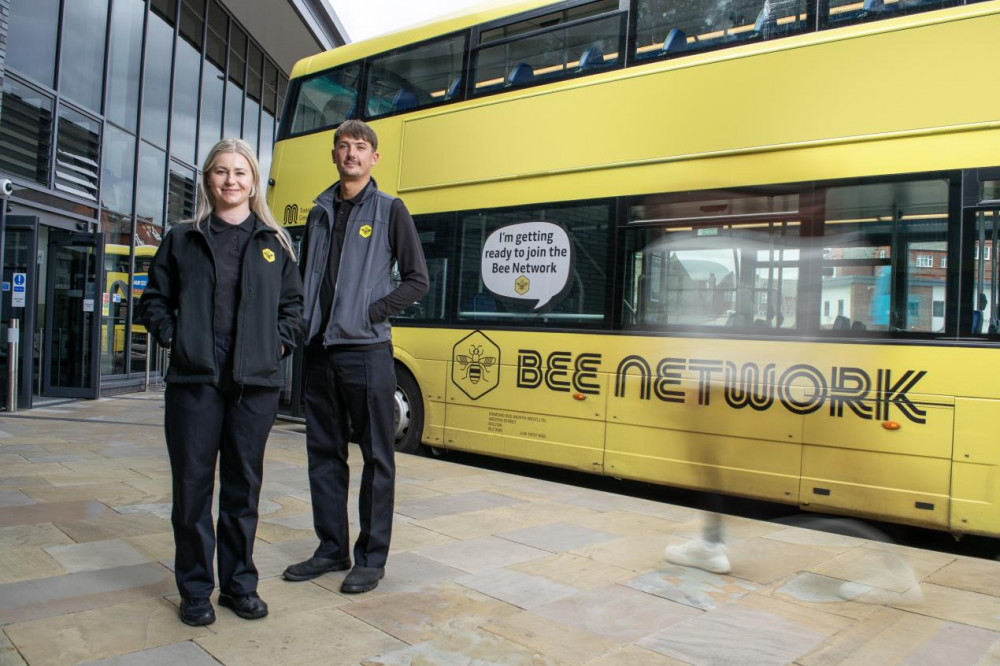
top-left (664, 538), bottom-right (731, 574)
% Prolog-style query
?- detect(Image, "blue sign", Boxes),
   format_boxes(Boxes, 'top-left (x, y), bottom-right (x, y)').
top-left (13, 273), bottom-right (26, 287)
top-left (132, 275), bottom-right (148, 290)
top-left (1, 282), bottom-right (8, 292)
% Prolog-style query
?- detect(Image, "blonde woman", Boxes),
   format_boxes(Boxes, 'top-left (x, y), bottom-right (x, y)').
top-left (139, 138), bottom-right (303, 626)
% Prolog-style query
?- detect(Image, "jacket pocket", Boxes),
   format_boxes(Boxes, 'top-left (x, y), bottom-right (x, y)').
top-left (171, 312), bottom-right (215, 376)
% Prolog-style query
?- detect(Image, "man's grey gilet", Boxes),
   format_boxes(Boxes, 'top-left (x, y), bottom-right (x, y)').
top-left (304, 186), bottom-right (396, 346)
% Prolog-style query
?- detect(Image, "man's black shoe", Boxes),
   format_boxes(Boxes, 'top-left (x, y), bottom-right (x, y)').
top-left (218, 592), bottom-right (268, 620)
top-left (282, 556), bottom-right (351, 582)
top-left (340, 566), bottom-right (384, 594)
top-left (179, 597), bottom-right (215, 626)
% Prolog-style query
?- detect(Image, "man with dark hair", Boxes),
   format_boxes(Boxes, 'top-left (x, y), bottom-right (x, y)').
top-left (284, 119), bottom-right (428, 593)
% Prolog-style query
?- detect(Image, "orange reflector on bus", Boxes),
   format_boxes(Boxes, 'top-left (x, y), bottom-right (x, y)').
top-left (573, 393), bottom-right (586, 401)
top-left (882, 421), bottom-right (901, 430)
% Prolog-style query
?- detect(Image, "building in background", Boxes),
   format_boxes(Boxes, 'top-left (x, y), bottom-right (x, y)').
top-left (0, 0), bottom-right (345, 408)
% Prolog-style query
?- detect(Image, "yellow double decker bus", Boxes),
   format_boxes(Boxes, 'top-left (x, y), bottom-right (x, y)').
top-left (269, 0), bottom-right (1000, 537)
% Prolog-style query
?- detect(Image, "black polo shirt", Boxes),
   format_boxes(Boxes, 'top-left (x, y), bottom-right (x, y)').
top-left (208, 212), bottom-right (254, 338)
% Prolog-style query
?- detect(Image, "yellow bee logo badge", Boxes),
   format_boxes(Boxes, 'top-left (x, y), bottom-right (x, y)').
top-left (359, 224), bottom-right (373, 238)
top-left (262, 248), bottom-right (275, 263)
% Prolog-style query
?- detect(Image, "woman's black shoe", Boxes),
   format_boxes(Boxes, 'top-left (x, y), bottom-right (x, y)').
top-left (218, 592), bottom-right (268, 619)
top-left (179, 597), bottom-right (215, 626)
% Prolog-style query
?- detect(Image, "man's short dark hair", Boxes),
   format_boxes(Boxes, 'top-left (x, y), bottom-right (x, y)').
top-left (334, 119), bottom-right (378, 152)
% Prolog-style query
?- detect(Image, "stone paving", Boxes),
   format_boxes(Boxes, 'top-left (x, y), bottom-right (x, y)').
top-left (1, 392), bottom-right (999, 665)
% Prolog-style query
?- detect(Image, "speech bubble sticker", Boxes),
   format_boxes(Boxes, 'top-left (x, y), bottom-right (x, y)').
top-left (481, 221), bottom-right (573, 310)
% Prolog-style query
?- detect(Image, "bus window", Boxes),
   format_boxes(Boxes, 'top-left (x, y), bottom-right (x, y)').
top-left (391, 213), bottom-right (456, 322)
top-left (286, 62), bottom-right (361, 137)
top-left (623, 189), bottom-right (801, 330)
top-left (622, 221), bottom-right (800, 329)
top-left (473, 0), bottom-right (623, 94)
top-left (366, 33), bottom-right (467, 118)
top-left (822, 179), bottom-right (949, 333)
top-left (971, 209), bottom-right (998, 335)
top-left (633, 0), bottom-right (810, 61)
top-left (825, 0), bottom-right (960, 28)
top-left (455, 202), bottom-right (613, 326)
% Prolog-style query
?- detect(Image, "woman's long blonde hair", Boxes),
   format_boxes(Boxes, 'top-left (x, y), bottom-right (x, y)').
top-left (194, 138), bottom-right (296, 260)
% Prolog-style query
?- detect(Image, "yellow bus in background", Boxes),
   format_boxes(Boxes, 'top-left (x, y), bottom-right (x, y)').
top-left (269, 0), bottom-right (1000, 537)
top-left (102, 244), bottom-right (155, 366)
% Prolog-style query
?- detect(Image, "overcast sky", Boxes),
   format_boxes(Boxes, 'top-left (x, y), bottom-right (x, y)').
top-left (326, 0), bottom-right (491, 42)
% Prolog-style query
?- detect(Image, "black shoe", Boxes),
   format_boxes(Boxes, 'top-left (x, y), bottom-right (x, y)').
top-left (179, 597), bottom-right (215, 626)
top-left (341, 566), bottom-right (384, 594)
top-left (218, 592), bottom-right (268, 620)
top-left (282, 555), bottom-right (351, 582)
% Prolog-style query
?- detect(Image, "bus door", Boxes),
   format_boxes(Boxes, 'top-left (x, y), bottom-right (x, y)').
top-left (1, 216), bottom-right (39, 410)
top-left (42, 229), bottom-right (103, 398)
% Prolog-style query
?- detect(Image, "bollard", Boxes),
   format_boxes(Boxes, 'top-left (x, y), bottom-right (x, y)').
top-left (144, 332), bottom-right (151, 391)
top-left (6, 319), bottom-right (19, 413)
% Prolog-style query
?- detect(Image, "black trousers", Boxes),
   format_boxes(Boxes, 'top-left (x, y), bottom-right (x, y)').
top-left (304, 343), bottom-right (396, 568)
top-left (164, 378), bottom-right (278, 600)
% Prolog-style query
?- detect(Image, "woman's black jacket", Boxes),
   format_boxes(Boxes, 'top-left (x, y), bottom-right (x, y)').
top-left (138, 217), bottom-right (304, 387)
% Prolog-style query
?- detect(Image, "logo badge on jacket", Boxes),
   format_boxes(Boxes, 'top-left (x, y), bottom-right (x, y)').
top-left (262, 248), bottom-right (275, 263)
top-left (359, 224), bottom-right (373, 238)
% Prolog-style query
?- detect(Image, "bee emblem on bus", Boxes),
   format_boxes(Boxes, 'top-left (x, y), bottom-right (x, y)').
top-left (452, 330), bottom-right (501, 400)
top-left (457, 345), bottom-right (496, 384)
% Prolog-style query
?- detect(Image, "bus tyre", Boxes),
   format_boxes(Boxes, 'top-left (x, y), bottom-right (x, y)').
top-left (393, 367), bottom-right (425, 454)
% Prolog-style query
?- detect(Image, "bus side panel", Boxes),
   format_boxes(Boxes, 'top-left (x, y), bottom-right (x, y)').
top-left (801, 397), bottom-right (954, 457)
top-left (394, 331), bottom-right (452, 446)
top-left (951, 398), bottom-right (1000, 535)
top-left (799, 401), bottom-right (953, 528)
top-left (800, 452), bottom-right (952, 530)
top-left (443, 361), bottom-right (607, 474)
top-left (609, 377), bottom-right (802, 443)
top-left (605, 424), bottom-right (801, 504)
top-left (606, 374), bottom-right (802, 503)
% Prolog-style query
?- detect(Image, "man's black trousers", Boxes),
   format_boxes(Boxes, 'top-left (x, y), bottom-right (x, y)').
top-left (304, 343), bottom-right (396, 568)
top-left (164, 381), bottom-right (278, 600)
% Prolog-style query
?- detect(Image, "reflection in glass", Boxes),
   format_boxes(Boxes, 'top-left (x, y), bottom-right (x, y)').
top-left (634, 0), bottom-right (809, 60)
top-left (822, 179), bottom-right (948, 333)
top-left (60, 0), bottom-right (110, 112)
top-left (0, 78), bottom-right (53, 185)
top-left (102, 239), bottom-right (131, 375)
top-left (622, 222), bottom-right (800, 329)
top-left (367, 34), bottom-right (466, 117)
top-left (171, 36), bottom-right (201, 164)
top-left (971, 210), bottom-right (998, 336)
top-left (225, 27), bottom-right (247, 138)
top-left (474, 13), bottom-right (622, 93)
top-left (107, 0), bottom-right (145, 131)
top-left (55, 107), bottom-right (101, 201)
top-left (6, 0), bottom-right (59, 87)
top-left (137, 142), bottom-right (167, 229)
top-left (199, 66), bottom-right (224, 165)
top-left (259, 111), bottom-right (275, 182)
top-left (143, 12), bottom-right (175, 149)
top-left (287, 64), bottom-right (361, 136)
top-left (168, 163), bottom-right (197, 226)
top-left (100, 125), bottom-right (136, 231)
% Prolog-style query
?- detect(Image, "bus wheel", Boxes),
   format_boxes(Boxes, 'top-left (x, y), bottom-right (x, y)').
top-left (393, 366), bottom-right (425, 454)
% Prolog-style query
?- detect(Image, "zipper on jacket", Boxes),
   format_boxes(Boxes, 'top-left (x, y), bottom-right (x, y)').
top-left (194, 224), bottom-right (221, 385)
top-left (234, 224), bottom-right (269, 383)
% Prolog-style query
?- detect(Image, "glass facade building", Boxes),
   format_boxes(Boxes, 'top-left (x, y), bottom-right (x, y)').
top-left (0, 0), bottom-right (342, 406)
